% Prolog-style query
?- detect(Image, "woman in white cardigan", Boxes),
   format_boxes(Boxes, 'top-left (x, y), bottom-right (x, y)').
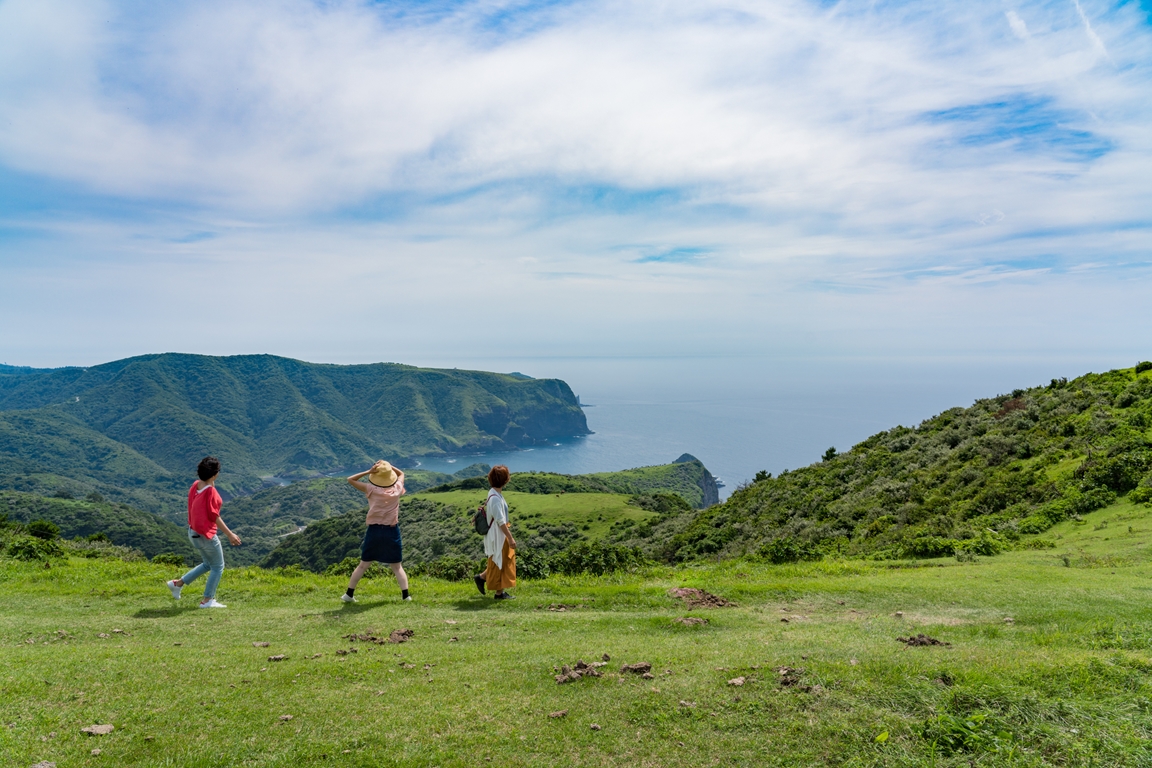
top-left (474, 465), bottom-right (517, 600)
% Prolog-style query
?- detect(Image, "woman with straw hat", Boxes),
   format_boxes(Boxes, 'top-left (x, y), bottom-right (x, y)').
top-left (342, 460), bottom-right (411, 603)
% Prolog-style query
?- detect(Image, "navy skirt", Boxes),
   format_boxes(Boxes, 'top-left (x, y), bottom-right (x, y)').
top-left (361, 524), bottom-right (402, 564)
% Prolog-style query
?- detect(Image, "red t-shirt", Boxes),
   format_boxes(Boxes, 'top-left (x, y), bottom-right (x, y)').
top-left (187, 482), bottom-right (222, 538)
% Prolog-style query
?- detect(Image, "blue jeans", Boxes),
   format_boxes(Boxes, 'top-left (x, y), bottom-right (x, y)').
top-left (180, 529), bottom-right (225, 599)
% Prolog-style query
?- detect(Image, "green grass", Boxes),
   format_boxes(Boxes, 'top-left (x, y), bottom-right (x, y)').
top-left (412, 490), bottom-right (655, 540)
top-left (3, 501), bottom-right (1152, 766)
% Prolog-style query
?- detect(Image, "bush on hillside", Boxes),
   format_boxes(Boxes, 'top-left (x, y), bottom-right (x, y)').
top-left (411, 554), bottom-right (482, 582)
top-left (1130, 486), bottom-right (1152, 505)
top-left (954, 530), bottom-right (1008, 557)
top-left (26, 519), bottom-right (61, 540)
top-left (1136, 361), bottom-right (1152, 374)
top-left (515, 548), bottom-right (551, 580)
top-left (549, 541), bottom-right (650, 576)
top-left (627, 492), bottom-right (692, 515)
top-left (757, 537), bottom-right (824, 564)
top-left (5, 534), bottom-right (64, 560)
top-left (87, 532), bottom-right (111, 543)
top-left (906, 536), bottom-right (959, 559)
top-left (322, 556), bottom-right (388, 579)
top-left (151, 552), bottom-right (186, 567)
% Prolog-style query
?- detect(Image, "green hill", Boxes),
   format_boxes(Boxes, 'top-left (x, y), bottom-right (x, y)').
top-left (0, 353), bottom-right (589, 513)
top-left (0, 409), bottom-right (184, 515)
top-left (0, 490), bottom-right (193, 559)
top-left (423, 455), bottom-right (718, 508)
top-left (631, 363), bottom-right (1152, 563)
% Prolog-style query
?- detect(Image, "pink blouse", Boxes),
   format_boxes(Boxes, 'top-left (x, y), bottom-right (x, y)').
top-left (364, 478), bottom-right (405, 525)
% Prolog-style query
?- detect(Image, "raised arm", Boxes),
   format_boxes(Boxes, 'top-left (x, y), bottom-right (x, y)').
top-left (347, 460), bottom-right (389, 495)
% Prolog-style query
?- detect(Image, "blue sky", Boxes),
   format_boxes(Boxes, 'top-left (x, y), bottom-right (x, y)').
top-left (0, 0), bottom-right (1150, 369)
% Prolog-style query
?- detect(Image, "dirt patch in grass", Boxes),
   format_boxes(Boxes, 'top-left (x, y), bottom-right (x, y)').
top-left (554, 659), bottom-right (608, 684)
top-left (342, 629), bottom-right (414, 645)
top-left (668, 588), bottom-right (734, 608)
top-left (673, 617), bottom-right (708, 626)
top-left (898, 634), bottom-right (951, 647)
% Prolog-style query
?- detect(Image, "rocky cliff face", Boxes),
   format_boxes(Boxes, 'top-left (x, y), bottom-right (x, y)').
top-left (674, 454), bottom-right (720, 508)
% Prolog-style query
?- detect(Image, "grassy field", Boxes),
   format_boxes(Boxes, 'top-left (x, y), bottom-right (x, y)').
top-left (3, 502), bottom-right (1152, 767)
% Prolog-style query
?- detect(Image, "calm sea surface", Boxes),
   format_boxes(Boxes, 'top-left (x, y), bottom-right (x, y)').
top-left (407, 356), bottom-right (1121, 501)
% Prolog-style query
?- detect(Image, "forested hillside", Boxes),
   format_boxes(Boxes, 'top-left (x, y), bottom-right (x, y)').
top-left (615, 363), bottom-right (1152, 562)
top-left (0, 354), bottom-right (589, 514)
top-left (0, 490), bottom-right (192, 559)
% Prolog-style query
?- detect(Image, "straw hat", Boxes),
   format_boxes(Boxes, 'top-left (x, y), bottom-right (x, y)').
top-left (368, 461), bottom-right (398, 488)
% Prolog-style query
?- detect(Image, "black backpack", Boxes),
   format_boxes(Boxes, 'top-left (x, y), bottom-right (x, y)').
top-left (472, 498), bottom-right (491, 535)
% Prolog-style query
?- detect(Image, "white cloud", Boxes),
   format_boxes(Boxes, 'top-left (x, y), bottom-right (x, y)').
top-left (1005, 10), bottom-right (1030, 40)
top-left (0, 0), bottom-right (1150, 365)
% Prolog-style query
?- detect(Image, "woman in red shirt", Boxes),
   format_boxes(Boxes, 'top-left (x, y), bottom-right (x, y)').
top-left (166, 456), bottom-right (242, 608)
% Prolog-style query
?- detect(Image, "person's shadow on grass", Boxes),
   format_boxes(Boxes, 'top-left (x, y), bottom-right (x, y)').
top-left (301, 601), bottom-right (388, 620)
top-left (451, 597), bottom-right (503, 612)
top-left (133, 605), bottom-right (193, 619)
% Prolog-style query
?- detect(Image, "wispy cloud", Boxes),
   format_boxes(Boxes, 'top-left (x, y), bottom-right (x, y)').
top-left (0, 0), bottom-right (1149, 365)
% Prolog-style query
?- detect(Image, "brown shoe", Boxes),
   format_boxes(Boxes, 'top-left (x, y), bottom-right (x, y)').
top-left (473, 574), bottom-right (486, 595)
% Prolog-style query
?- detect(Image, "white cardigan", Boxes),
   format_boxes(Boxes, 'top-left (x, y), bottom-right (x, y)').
top-left (483, 489), bottom-right (510, 569)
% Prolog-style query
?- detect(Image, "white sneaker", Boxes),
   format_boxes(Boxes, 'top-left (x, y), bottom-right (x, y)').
top-left (198, 598), bottom-right (227, 608)
top-left (166, 580), bottom-right (182, 600)
top-left (340, 593), bottom-right (356, 603)
top-left (402, 596), bottom-right (412, 601)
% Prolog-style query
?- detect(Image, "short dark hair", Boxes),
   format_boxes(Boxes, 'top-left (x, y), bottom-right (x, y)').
top-left (197, 456), bottom-right (221, 481)
top-left (488, 465), bottom-right (510, 489)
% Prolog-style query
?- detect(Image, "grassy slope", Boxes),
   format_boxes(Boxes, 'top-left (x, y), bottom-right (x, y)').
top-left (3, 500), bottom-right (1152, 766)
top-left (647, 365), bottom-right (1152, 562)
top-left (426, 458), bottom-right (716, 510)
top-left (419, 489), bottom-right (653, 541)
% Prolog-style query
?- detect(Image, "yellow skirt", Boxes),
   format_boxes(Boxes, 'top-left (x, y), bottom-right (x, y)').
top-left (484, 541), bottom-right (516, 591)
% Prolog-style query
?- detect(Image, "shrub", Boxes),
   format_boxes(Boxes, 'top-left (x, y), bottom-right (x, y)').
top-left (954, 530), bottom-right (1007, 557)
top-left (5, 535), bottom-right (63, 561)
top-left (1129, 486), bottom-right (1152, 505)
top-left (151, 552), bottom-right (186, 567)
top-left (549, 541), bottom-right (650, 576)
top-left (26, 520), bottom-right (61, 541)
top-left (905, 536), bottom-right (958, 558)
top-left (757, 537), bottom-right (824, 564)
top-left (1017, 516), bottom-right (1052, 534)
top-left (85, 492), bottom-right (105, 503)
top-left (515, 548), bottom-right (551, 580)
top-left (413, 554), bottom-right (482, 582)
top-left (627, 493), bottom-right (691, 515)
top-left (87, 532), bottom-right (111, 543)
top-left (322, 557), bottom-right (387, 579)
top-left (1021, 538), bottom-right (1057, 549)
top-left (1136, 361), bottom-right (1152, 374)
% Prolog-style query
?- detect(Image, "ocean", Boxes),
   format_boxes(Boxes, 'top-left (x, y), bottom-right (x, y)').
top-left (406, 355), bottom-right (1123, 501)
